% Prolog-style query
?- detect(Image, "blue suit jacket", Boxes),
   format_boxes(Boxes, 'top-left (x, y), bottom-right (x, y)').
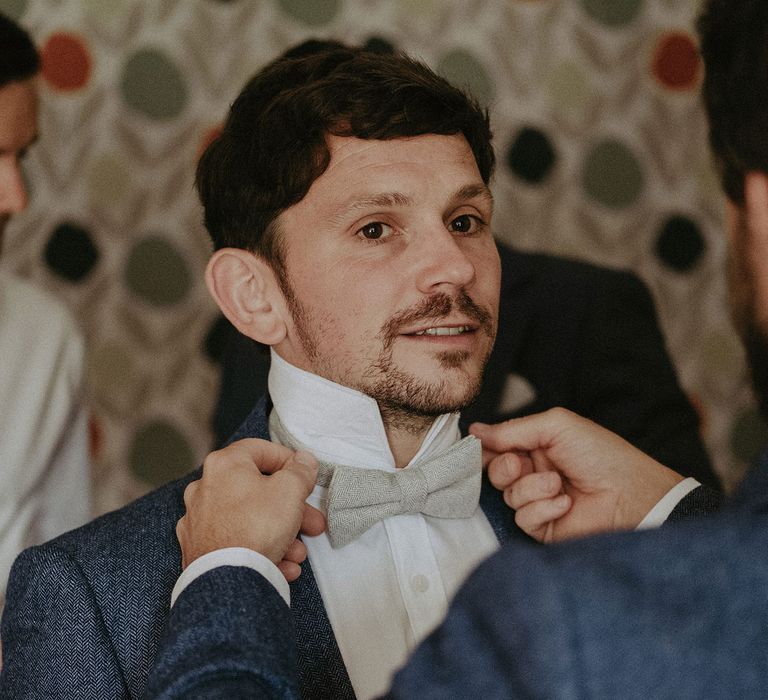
top-left (0, 397), bottom-right (720, 699)
top-left (146, 458), bottom-right (767, 700)
top-left (0, 398), bottom-right (517, 699)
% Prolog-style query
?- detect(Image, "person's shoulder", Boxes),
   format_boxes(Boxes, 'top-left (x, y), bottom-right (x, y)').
top-left (487, 506), bottom-right (768, 597)
top-left (498, 243), bottom-right (645, 296)
top-left (0, 271), bottom-right (84, 356)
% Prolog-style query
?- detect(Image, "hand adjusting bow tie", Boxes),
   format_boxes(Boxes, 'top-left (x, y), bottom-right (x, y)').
top-left (316, 435), bottom-right (482, 548)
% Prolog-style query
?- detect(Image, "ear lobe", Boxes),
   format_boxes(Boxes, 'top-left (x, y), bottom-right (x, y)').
top-left (205, 248), bottom-right (287, 346)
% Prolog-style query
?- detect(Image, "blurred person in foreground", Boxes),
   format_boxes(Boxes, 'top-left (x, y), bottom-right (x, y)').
top-left (145, 1), bottom-right (768, 698)
top-left (0, 13), bottom-right (91, 613)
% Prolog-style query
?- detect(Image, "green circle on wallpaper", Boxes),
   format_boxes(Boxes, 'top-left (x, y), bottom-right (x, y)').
top-left (581, 0), bottom-right (642, 27)
top-left (583, 140), bottom-right (644, 208)
top-left (121, 48), bottom-right (187, 120)
top-left (0, 0), bottom-right (26, 20)
top-left (130, 420), bottom-right (195, 486)
top-left (125, 236), bottom-right (191, 306)
top-left (437, 49), bottom-right (494, 106)
top-left (88, 153), bottom-right (131, 207)
top-left (547, 61), bottom-right (590, 114)
top-left (91, 342), bottom-right (135, 398)
top-left (84, 0), bottom-right (128, 20)
top-left (277, 0), bottom-right (341, 26)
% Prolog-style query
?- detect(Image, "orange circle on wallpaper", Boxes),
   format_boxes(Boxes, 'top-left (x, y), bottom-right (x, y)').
top-left (652, 31), bottom-right (701, 91)
top-left (41, 32), bottom-right (92, 91)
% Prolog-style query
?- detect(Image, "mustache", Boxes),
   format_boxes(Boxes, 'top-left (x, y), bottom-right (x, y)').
top-left (380, 291), bottom-right (494, 342)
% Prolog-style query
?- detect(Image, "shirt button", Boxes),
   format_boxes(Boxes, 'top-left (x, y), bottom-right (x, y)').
top-left (410, 574), bottom-right (429, 593)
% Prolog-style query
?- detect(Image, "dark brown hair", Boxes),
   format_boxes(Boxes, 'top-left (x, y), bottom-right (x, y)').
top-left (699, 0), bottom-right (768, 203)
top-left (0, 12), bottom-right (39, 88)
top-left (196, 43), bottom-right (494, 268)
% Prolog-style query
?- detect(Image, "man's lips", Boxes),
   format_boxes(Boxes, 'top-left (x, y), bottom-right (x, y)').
top-left (399, 321), bottom-right (478, 337)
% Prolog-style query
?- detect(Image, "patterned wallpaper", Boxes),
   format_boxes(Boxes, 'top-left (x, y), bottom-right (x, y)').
top-left (1, 0), bottom-right (762, 514)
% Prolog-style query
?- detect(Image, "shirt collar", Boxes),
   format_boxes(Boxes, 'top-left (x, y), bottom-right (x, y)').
top-left (268, 349), bottom-right (460, 471)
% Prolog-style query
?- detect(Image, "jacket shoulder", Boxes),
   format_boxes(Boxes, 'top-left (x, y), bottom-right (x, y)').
top-left (2, 470), bottom-right (201, 696)
top-left (499, 244), bottom-right (647, 299)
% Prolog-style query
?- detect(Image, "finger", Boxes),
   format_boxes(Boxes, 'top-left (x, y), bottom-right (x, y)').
top-left (182, 480), bottom-right (199, 510)
top-left (505, 472), bottom-right (563, 510)
top-left (278, 560), bottom-right (302, 582)
top-left (282, 538), bottom-right (308, 565)
top-left (175, 518), bottom-right (189, 569)
top-left (487, 452), bottom-right (528, 489)
top-left (277, 450), bottom-right (319, 499)
top-left (531, 448), bottom-right (557, 474)
top-left (205, 438), bottom-right (298, 476)
top-left (480, 447), bottom-right (500, 466)
top-left (301, 504), bottom-right (326, 536)
top-left (469, 409), bottom-right (575, 454)
top-left (514, 494), bottom-right (572, 539)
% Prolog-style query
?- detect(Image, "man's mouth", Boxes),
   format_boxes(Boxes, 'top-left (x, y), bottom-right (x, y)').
top-left (413, 325), bottom-right (472, 336)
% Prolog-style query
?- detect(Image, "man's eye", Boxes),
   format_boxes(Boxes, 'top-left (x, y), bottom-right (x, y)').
top-left (449, 214), bottom-right (480, 234)
top-left (357, 222), bottom-right (392, 241)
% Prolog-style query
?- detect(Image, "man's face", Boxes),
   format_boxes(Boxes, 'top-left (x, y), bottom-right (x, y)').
top-left (726, 199), bottom-right (768, 416)
top-left (273, 133), bottom-right (501, 422)
top-left (0, 78), bottom-right (36, 248)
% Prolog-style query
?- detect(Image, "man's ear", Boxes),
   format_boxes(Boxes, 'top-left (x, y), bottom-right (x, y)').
top-left (205, 248), bottom-right (287, 346)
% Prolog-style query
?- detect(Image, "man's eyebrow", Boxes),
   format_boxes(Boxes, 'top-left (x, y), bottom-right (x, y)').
top-left (331, 184), bottom-right (493, 221)
top-left (451, 183), bottom-right (494, 213)
top-left (328, 192), bottom-right (413, 224)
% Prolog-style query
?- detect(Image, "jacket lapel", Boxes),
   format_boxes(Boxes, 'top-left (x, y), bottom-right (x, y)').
top-left (479, 472), bottom-right (526, 544)
top-left (228, 397), bottom-right (354, 698)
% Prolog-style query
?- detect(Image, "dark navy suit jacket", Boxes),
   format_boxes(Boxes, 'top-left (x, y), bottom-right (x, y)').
top-left (146, 460), bottom-right (767, 700)
top-left (0, 398), bottom-right (718, 699)
top-left (213, 244), bottom-right (719, 487)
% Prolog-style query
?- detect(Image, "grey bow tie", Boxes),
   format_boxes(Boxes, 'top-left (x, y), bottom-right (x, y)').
top-left (269, 415), bottom-right (482, 548)
top-left (318, 435), bottom-right (482, 548)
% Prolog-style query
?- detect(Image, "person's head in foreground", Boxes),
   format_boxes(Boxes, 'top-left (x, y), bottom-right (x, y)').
top-left (197, 44), bottom-right (501, 433)
top-left (700, 0), bottom-right (768, 413)
top-left (0, 12), bottom-right (39, 250)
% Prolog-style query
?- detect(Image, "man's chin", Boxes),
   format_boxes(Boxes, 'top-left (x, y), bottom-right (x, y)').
top-left (370, 368), bottom-right (483, 419)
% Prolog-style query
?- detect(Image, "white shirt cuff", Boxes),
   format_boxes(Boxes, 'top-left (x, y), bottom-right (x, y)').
top-left (170, 547), bottom-right (290, 608)
top-left (635, 477), bottom-right (701, 530)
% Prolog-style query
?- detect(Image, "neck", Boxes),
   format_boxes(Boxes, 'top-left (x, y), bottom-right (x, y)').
top-left (268, 350), bottom-right (458, 470)
top-left (380, 407), bottom-right (435, 468)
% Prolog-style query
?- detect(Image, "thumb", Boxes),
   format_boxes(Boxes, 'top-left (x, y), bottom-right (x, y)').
top-left (281, 449), bottom-right (319, 500)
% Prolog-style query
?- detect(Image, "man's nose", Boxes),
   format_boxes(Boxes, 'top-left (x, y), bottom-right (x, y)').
top-left (414, 226), bottom-right (476, 294)
top-left (0, 157), bottom-right (28, 216)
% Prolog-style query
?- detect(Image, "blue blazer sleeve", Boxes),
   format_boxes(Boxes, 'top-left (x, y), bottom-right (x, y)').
top-left (0, 544), bottom-right (127, 696)
top-left (145, 566), bottom-right (300, 700)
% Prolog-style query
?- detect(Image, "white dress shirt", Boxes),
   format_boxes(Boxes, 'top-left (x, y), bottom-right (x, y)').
top-left (172, 351), bottom-right (700, 698)
top-left (178, 351), bottom-right (499, 699)
top-left (0, 271), bottom-right (92, 606)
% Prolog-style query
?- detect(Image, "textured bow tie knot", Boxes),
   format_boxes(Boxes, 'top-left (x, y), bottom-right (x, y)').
top-left (269, 413), bottom-right (483, 549)
top-left (321, 435), bottom-right (482, 548)
top-left (395, 467), bottom-right (429, 513)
